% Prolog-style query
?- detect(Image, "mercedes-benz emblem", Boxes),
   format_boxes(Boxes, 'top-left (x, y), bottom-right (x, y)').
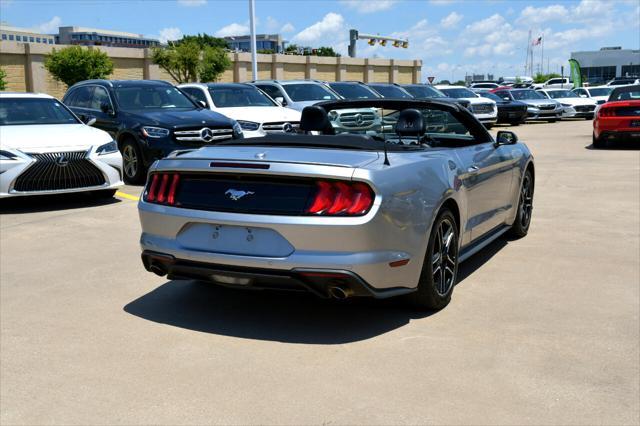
top-left (355, 114), bottom-right (364, 126)
top-left (283, 122), bottom-right (294, 133)
top-left (200, 127), bottom-right (214, 142)
top-left (55, 154), bottom-right (69, 167)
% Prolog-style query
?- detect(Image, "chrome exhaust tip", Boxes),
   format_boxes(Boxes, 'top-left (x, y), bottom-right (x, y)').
top-left (149, 263), bottom-right (167, 277)
top-left (328, 286), bottom-right (353, 300)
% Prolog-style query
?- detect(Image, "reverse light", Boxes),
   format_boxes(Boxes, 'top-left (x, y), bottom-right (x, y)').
top-left (306, 180), bottom-right (374, 216)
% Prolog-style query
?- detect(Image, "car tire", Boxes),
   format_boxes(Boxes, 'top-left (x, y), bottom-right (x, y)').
top-left (92, 189), bottom-right (117, 199)
top-left (407, 209), bottom-right (459, 311)
top-left (509, 169), bottom-right (534, 239)
top-left (592, 132), bottom-right (605, 149)
top-left (121, 138), bottom-right (146, 184)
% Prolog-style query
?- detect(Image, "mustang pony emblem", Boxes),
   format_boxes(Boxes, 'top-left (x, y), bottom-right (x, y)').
top-left (225, 189), bottom-right (255, 201)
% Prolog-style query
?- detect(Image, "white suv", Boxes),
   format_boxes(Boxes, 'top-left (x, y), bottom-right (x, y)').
top-left (179, 83), bottom-right (301, 138)
top-left (436, 85), bottom-right (498, 128)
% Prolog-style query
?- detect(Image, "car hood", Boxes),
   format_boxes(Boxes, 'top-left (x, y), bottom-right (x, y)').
top-left (518, 99), bottom-right (560, 107)
top-left (552, 98), bottom-right (597, 106)
top-left (213, 106), bottom-right (301, 123)
top-left (0, 124), bottom-right (112, 151)
top-left (125, 108), bottom-right (235, 128)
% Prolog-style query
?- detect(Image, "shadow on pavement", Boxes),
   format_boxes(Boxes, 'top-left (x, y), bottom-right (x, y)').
top-left (124, 236), bottom-right (512, 344)
top-left (0, 192), bottom-right (121, 214)
top-left (584, 143), bottom-right (639, 151)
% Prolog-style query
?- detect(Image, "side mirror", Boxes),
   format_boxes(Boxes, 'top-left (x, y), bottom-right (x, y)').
top-left (198, 100), bottom-right (207, 108)
top-left (100, 102), bottom-right (114, 115)
top-left (502, 97), bottom-right (510, 101)
top-left (580, 94), bottom-right (587, 98)
top-left (274, 96), bottom-right (286, 106)
top-left (495, 130), bottom-right (518, 146)
top-left (83, 115), bottom-right (97, 126)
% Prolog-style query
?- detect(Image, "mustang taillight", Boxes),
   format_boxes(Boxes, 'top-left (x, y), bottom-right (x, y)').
top-left (306, 180), bottom-right (374, 216)
top-left (598, 107), bottom-right (615, 117)
top-left (144, 173), bottom-right (180, 205)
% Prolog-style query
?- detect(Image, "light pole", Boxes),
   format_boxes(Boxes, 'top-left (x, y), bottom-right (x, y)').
top-left (249, 0), bottom-right (258, 79)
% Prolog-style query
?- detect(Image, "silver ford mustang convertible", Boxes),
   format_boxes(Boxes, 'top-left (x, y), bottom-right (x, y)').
top-left (138, 99), bottom-right (534, 310)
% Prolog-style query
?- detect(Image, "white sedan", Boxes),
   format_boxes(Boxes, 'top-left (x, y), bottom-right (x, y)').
top-left (0, 93), bottom-right (123, 198)
top-left (436, 85), bottom-right (497, 128)
top-left (572, 86), bottom-right (613, 105)
top-left (179, 83), bottom-right (301, 138)
top-left (537, 88), bottom-right (598, 119)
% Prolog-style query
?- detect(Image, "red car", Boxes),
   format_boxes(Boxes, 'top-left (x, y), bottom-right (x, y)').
top-left (593, 85), bottom-right (640, 148)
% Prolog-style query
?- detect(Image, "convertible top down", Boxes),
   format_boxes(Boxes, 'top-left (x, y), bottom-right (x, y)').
top-left (138, 99), bottom-right (534, 310)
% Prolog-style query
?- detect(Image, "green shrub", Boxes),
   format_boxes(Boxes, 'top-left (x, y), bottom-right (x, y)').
top-left (0, 67), bottom-right (7, 91)
top-left (44, 46), bottom-right (113, 87)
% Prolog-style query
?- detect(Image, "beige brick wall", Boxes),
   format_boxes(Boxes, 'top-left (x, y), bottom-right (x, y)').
top-left (0, 41), bottom-right (422, 93)
top-left (0, 54), bottom-right (27, 92)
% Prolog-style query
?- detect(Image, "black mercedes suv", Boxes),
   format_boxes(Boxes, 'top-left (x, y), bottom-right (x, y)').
top-left (63, 80), bottom-right (242, 183)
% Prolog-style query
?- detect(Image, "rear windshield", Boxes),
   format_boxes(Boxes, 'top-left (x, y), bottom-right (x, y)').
top-left (0, 98), bottom-right (80, 126)
top-left (511, 90), bottom-right (545, 100)
top-left (115, 85), bottom-right (195, 110)
top-left (282, 84), bottom-right (338, 102)
top-left (610, 87), bottom-right (640, 101)
top-left (588, 88), bottom-right (613, 97)
top-left (404, 85), bottom-right (447, 98)
top-left (329, 83), bottom-right (378, 99)
top-left (369, 85), bottom-right (412, 98)
top-left (209, 86), bottom-right (275, 107)
top-left (439, 88), bottom-right (477, 98)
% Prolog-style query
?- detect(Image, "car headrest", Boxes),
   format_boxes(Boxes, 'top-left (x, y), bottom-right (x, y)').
top-left (395, 108), bottom-right (425, 136)
top-left (300, 105), bottom-right (331, 132)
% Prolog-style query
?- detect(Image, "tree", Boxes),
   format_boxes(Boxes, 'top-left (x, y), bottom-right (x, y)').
top-left (151, 40), bottom-right (231, 83)
top-left (435, 79), bottom-right (451, 85)
top-left (285, 44), bottom-right (301, 54)
top-left (44, 46), bottom-right (113, 87)
top-left (452, 80), bottom-right (466, 86)
top-left (533, 72), bottom-right (561, 83)
top-left (0, 67), bottom-right (7, 91)
top-left (315, 46), bottom-right (340, 57)
top-left (177, 33), bottom-right (228, 49)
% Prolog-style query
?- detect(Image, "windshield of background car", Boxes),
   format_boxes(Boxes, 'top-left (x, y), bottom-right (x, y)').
top-left (511, 90), bottom-right (546, 100)
top-left (282, 84), bottom-right (338, 102)
top-left (547, 90), bottom-right (578, 99)
top-left (0, 98), bottom-right (80, 126)
top-left (325, 106), bottom-right (472, 142)
top-left (209, 86), bottom-right (275, 107)
top-left (114, 85), bottom-right (195, 110)
top-left (483, 93), bottom-right (504, 102)
top-left (329, 83), bottom-right (378, 99)
top-left (370, 85), bottom-right (412, 98)
top-left (473, 83), bottom-right (497, 88)
top-left (610, 87), bottom-right (640, 101)
top-left (404, 85), bottom-right (446, 98)
top-left (588, 88), bottom-right (613, 97)
top-left (440, 88), bottom-right (477, 98)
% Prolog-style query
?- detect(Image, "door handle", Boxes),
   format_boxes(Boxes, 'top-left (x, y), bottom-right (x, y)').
top-left (467, 165), bottom-right (480, 174)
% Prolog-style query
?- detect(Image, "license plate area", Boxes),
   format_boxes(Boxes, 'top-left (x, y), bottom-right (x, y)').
top-left (177, 223), bottom-right (295, 257)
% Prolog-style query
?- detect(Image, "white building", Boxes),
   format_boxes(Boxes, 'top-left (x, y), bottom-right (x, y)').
top-left (571, 47), bottom-right (640, 83)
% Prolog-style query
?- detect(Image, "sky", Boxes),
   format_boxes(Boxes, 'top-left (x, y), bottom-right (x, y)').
top-left (1, 0), bottom-right (639, 81)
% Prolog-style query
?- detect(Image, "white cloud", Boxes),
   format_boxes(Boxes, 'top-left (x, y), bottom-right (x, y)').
top-left (465, 14), bottom-right (506, 34)
top-left (340, 0), bottom-right (398, 13)
top-left (440, 12), bottom-right (463, 29)
top-left (265, 16), bottom-right (279, 33)
top-left (429, 0), bottom-right (457, 5)
top-left (177, 0), bottom-right (206, 6)
top-left (158, 27), bottom-right (183, 44)
top-left (33, 16), bottom-right (62, 34)
top-left (280, 22), bottom-right (295, 33)
top-left (517, 4), bottom-right (569, 25)
top-left (214, 22), bottom-right (250, 37)
top-left (292, 12), bottom-right (346, 44)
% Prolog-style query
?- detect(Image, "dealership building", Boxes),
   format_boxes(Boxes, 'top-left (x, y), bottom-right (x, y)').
top-left (571, 47), bottom-right (640, 82)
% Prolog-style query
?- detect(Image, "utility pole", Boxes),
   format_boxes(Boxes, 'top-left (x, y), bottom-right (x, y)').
top-left (525, 30), bottom-right (531, 76)
top-left (249, 0), bottom-right (258, 80)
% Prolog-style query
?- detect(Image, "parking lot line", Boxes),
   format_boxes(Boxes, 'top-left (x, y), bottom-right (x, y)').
top-left (115, 191), bottom-right (140, 201)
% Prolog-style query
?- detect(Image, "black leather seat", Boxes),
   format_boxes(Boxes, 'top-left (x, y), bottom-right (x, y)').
top-left (395, 109), bottom-right (426, 137)
top-left (300, 105), bottom-right (335, 134)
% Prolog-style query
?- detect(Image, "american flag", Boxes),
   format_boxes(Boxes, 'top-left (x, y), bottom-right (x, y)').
top-left (532, 36), bottom-right (543, 46)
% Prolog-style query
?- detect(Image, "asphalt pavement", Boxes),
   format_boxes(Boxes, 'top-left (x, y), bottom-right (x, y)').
top-left (1, 119), bottom-right (638, 425)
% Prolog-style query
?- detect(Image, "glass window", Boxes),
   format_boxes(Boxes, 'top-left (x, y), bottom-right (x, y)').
top-left (511, 90), bottom-right (545, 100)
top-left (181, 87), bottom-right (209, 106)
top-left (545, 90), bottom-right (578, 99)
top-left (29, 37), bottom-right (34, 42)
top-left (8, 35), bottom-right (14, 40)
top-left (208, 86), bottom-right (276, 107)
top-left (89, 86), bottom-right (112, 111)
top-left (16, 35), bottom-right (21, 41)
top-left (369, 84), bottom-right (412, 98)
top-left (439, 87), bottom-right (478, 98)
top-left (0, 98), bottom-right (80, 126)
top-left (1, 34), bottom-right (6, 40)
top-left (610, 86), bottom-right (640, 101)
top-left (621, 65), bottom-right (640, 77)
top-left (65, 86), bottom-right (95, 108)
top-left (587, 87), bottom-right (613, 97)
top-left (403, 85), bottom-right (447, 99)
top-left (114, 85), bottom-right (196, 110)
top-left (329, 83), bottom-right (379, 99)
top-left (282, 83), bottom-right (338, 102)
top-left (256, 84), bottom-right (284, 100)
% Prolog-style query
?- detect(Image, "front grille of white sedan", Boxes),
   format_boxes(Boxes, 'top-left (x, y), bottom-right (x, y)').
top-left (262, 121), bottom-right (300, 133)
top-left (14, 151), bottom-right (105, 192)
top-left (471, 103), bottom-right (495, 114)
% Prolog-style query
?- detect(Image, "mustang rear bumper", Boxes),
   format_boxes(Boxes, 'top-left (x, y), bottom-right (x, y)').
top-left (141, 250), bottom-right (414, 299)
